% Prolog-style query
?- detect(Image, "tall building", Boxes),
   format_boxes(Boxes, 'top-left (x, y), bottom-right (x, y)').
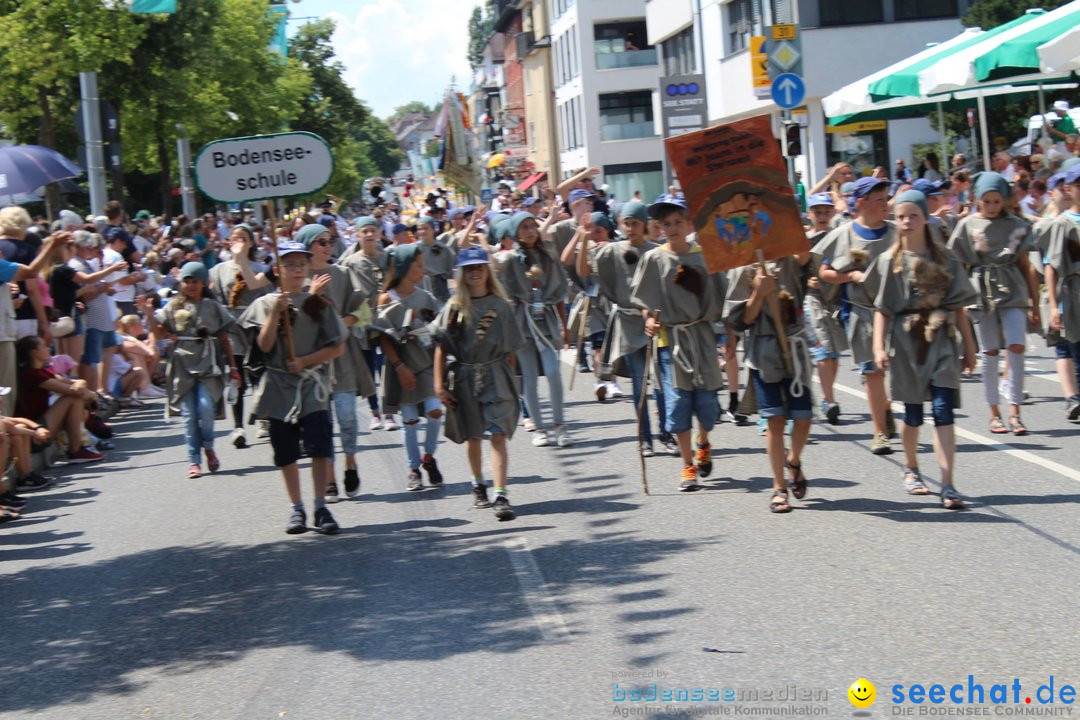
top-left (646, 0), bottom-right (971, 183)
top-left (551, 0), bottom-right (666, 203)
top-left (519, 0), bottom-right (561, 189)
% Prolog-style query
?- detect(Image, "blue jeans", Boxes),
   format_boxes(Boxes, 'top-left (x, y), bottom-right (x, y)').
top-left (1055, 340), bottom-right (1080, 392)
top-left (401, 396), bottom-right (442, 469)
top-left (331, 391), bottom-right (359, 457)
top-left (181, 382), bottom-right (216, 464)
top-left (625, 345), bottom-right (662, 443)
top-left (903, 385), bottom-right (956, 427)
top-left (657, 346), bottom-right (719, 435)
top-left (361, 345), bottom-right (381, 413)
top-left (750, 369), bottom-right (814, 420)
top-left (516, 344), bottom-right (564, 430)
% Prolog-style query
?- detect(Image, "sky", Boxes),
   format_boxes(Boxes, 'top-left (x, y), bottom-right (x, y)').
top-left (288, 0), bottom-right (480, 121)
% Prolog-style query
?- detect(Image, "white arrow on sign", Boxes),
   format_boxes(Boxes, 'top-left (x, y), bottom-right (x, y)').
top-left (777, 77), bottom-right (797, 105)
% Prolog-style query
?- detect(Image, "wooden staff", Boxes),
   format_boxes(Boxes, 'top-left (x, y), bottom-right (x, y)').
top-left (755, 249), bottom-right (793, 375)
top-left (568, 293), bottom-right (591, 391)
top-left (265, 201), bottom-right (296, 362)
top-left (637, 309), bottom-right (660, 496)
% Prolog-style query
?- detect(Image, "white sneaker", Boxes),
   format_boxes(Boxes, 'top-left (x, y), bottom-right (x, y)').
top-left (256, 420), bottom-right (270, 438)
top-left (369, 416), bottom-right (384, 431)
top-left (531, 430), bottom-right (550, 447)
top-left (553, 425), bottom-right (572, 447)
top-left (607, 381), bottom-right (624, 398)
top-left (139, 384), bottom-right (166, 399)
top-left (230, 427), bottom-right (247, 449)
top-left (594, 382), bottom-right (607, 402)
top-left (384, 414), bottom-right (399, 431)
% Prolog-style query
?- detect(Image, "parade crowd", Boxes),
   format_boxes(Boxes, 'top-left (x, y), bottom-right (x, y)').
top-left (2, 131), bottom-right (1079, 532)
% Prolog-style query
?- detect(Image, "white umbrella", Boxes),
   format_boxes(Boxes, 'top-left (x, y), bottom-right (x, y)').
top-left (1038, 25), bottom-right (1080, 73)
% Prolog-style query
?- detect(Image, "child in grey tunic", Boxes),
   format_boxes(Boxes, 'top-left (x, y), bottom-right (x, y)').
top-left (1043, 166), bottom-right (1080, 420)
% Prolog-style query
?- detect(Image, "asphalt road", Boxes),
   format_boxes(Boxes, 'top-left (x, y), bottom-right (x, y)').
top-left (2, 339), bottom-right (1078, 720)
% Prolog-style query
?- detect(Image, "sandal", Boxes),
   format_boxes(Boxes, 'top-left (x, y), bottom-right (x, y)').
top-left (785, 458), bottom-right (807, 500)
top-left (769, 489), bottom-right (792, 514)
top-left (205, 449), bottom-right (220, 473)
top-left (523, 418), bottom-right (535, 432)
top-left (1008, 416), bottom-right (1027, 436)
top-left (941, 485), bottom-right (965, 510)
top-left (188, 464), bottom-right (202, 479)
top-left (903, 468), bottom-right (930, 495)
top-left (989, 417), bottom-right (1008, 434)
top-left (0, 508), bottom-right (21, 522)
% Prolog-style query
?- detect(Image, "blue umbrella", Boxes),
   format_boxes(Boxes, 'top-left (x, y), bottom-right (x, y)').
top-left (0, 144), bottom-right (83, 197)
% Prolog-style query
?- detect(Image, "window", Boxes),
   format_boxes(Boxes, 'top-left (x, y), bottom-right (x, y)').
top-left (661, 27), bottom-right (696, 76)
top-left (595, 20), bottom-right (657, 70)
top-left (599, 91), bottom-right (656, 142)
top-left (728, 0), bottom-right (763, 54)
top-left (895, 0), bottom-right (957, 20)
top-left (819, 0), bottom-right (883, 26)
top-left (825, 123), bottom-right (889, 178)
top-left (604, 162), bottom-right (664, 204)
top-left (769, 0), bottom-right (793, 24)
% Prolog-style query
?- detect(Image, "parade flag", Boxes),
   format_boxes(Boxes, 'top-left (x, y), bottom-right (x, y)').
top-left (128, 0), bottom-right (177, 13)
top-left (666, 114), bottom-right (806, 273)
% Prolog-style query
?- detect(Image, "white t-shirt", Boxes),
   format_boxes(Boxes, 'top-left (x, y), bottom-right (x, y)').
top-left (103, 248), bottom-right (136, 304)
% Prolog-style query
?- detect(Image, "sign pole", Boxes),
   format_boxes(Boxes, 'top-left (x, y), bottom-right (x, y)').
top-left (265, 201), bottom-right (296, 362)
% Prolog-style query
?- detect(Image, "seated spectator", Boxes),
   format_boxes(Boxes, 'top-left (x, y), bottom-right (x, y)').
top-left (15, 335), bottom-right (103, 464)
top-left (2, 415), bottom-right (52, 491)
top-left (118, 314), bottom-right (164, 400)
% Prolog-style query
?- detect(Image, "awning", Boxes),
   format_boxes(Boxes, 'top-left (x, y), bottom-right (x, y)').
top-left (974, 1), bottom-right (1080, 82)
top-left (516, 172), bottom-right (546, 192)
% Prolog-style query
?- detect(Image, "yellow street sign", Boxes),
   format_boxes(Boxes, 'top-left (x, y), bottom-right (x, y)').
top-left (771, 24), bottom-right (797, 40)
top-left (825, 120), bottom-right (887, 134)
top-left (751, 36), bottom-right (770, 94)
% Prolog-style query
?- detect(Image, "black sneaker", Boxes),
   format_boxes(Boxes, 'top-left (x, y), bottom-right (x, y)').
top-left (406, 469), bottom-right (423, 491)
top-left (421, 455), bottom-right (443, 486)
top-left (472, 484), bottom-right (492, 508)
top-left (16, 472), bottom-right (51, 492)
top-left (734, 412), bottom-right (751, 426)
top-left (326, 482), bottom-right (340, 503)
top-left (1, 491), bottom-right (27, 508)
top-left (285, 509), bottom-right (307, 534)
top-left (1068, 395), bottom-right (1080, 421)
top-left (312, 507), bottom-right (339, 535)
top-left (825, 402), bottom-right (841, 425)
top-left (343, 469), bottom-right (360, 497)
top-left (492, 495), bottom-right (515, 521)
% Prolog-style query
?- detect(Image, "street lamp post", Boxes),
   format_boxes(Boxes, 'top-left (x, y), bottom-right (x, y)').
top-left (175, 123), bottom-right (196, 218)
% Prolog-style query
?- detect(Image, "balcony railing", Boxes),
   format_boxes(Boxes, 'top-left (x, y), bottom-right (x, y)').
top-left (600, 121), bottom-right (657, 141)
top-left (595, 46), bottom-right (657, 70)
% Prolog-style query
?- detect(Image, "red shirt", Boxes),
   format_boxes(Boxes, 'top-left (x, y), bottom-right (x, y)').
top-left (17, 367), bottom-right (57, 421)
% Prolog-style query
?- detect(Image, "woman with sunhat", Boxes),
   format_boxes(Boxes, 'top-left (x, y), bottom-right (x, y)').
top-left (947, 172), bottom-right (1040, 435)
top-left (433, 245), bottom-right (523, 520)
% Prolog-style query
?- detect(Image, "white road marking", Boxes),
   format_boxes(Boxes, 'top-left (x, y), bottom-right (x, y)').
top-left (823, 379), bottom-right (1080, 484)
top-left (503, 537), bottom-right (572, 642)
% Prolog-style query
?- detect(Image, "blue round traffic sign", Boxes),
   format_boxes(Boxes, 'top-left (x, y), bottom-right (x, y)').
top-left (770, 72), bottom-right (805, 110)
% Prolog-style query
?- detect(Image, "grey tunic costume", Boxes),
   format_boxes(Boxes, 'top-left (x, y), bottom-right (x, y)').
top-left (724, 257), bottom-right (813, 386)
top-left (338, 250), bottom-right (387, 350)
top-left (548, 219), bottom-right (578, 257)
top-left (495, 241), bottom-right (569, 364)
top-left (434, 293), bottom-right (524, 443)
top-left (1045, 214), bottom-right (1080, 342)
top-left (156, 298), bottom-right (234, 418)
top-left (594, 239), bottom-right (658, 377)
top-left (238, 292), bottom-right (345, 422)
top-left (947, 214), bottom-right (1034, 313)
top-left (420, 241), bottom-right (456, 304)
top-left (369, 287), bottom-right (440, 415)
top-left (208, 260), bottom-right (271, 358)
top-left (565, 240), bottom-right (612, 342)
top-left (864, 247), bottom-right (978, 405)
top-left (812, 221), bottom-right (897, 364)
top-left (629, 240), bottom-right (726, 391)
top-left (305, 264), bottom-right (375, 398)
top-left (803, 229), bottom-right (848, 356)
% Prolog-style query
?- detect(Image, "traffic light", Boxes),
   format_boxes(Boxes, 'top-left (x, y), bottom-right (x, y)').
top-left (782, 121), bottom-right (802, 158)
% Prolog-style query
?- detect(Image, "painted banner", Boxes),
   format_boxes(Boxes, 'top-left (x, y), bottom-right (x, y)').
top-left (665, 114), bottom-right (805, 273)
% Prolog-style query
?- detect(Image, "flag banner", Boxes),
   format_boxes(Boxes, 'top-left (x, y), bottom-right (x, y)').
top-left (128, 0), bottom-right (177, 13)
top-left (666, 114), bottom-right (805, 273)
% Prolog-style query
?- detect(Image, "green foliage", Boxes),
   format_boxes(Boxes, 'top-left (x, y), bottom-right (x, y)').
top-left (466, 2), bottom-right (497, 71)
top-left (962, 0), bottom-right (1069, 28)
top-left (387, 101), bottom-right (434, 125)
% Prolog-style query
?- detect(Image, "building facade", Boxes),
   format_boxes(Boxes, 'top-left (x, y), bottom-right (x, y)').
top-left (646, 0), bottom-right (972, 184)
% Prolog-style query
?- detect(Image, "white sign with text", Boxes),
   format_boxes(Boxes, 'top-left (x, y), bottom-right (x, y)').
top-left (194, 131), bottom-right (334, 203)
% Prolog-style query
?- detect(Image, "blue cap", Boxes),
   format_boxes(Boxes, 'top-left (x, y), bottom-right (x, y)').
top-left (851, 177), bottom-right (889, 199)
top-left (460, 205), bottom-right (476, 215)
top-left (1048, 172), bottom-right (1067, 190)
top-left (391, 223), bottom-right (408, 235)
top-left (456, 245), bottom-right (490, 267)
top-left (911, 179), bottom-right (936, 195)
top-left (647, 193), bottom-right (687, 219)
top-left (447, 208), bottom-right (465, 219)
top-left (807, 192), bottom-right (834, 207)
top-left (354, 216), bottom-right (379, 229)
top-left (277, 241), bottom-right (312, 258)
top-left (294, 223), bottom-right (330, 248)
top-left (178, 261), bottom-right (209, 284)
top-left (568, 188), bottom-right (596, 205)
top-left (1065, 165), bottom-right (1080, 185)
top-left (840, 181), bottom-right (855, 197)
top-left (522, 196), bottom-right (539, 207)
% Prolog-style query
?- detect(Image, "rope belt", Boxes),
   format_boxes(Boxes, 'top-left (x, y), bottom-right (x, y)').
top-left (451, 357), bottom-right (503, 396)
top-left (522, 303), bottom-right (559, 354)
top-left (787, 334), bottom-right (811, 399)
top-left (667, 318), bottom-right (708, 387)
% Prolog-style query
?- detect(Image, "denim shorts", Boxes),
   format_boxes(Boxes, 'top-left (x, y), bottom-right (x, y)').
top-left (81, 328), bottom-right (120, 366)
top-left (1054, 340), bottom-right (1080, 361)
top-left (658, 347), bottom-right (719, 435)
top-left (903, 385), bottom-right (956, 427)
top-left (858, 359), bottom-right (880, 375)
top-left (810, 344), bottom-right (841, 363)
top-left (750, 369), bottom-right (813, 420)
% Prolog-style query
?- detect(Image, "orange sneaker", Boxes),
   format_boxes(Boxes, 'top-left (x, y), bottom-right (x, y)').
top-left (679, 465), bottom-right (700, 492)
top-left (694, 442), bottom-right (712, 477)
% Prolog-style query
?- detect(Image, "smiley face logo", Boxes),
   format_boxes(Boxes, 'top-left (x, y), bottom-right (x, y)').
top-left (848, 679), bottom-right (876, 708)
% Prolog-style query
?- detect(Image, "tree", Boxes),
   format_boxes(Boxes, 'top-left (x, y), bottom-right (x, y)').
top-left (962, 0), bottom-right (1068, 28)
top-left (386, 101), bottom-right (433, 126)
top-left (466, 1), bottom-right (497, 72)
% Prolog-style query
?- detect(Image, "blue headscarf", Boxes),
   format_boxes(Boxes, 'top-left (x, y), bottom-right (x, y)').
top-left (506, 211), bottom-right (536, 242)
top-left (387, 243), bottom-right (421, 282)
top-left (617, 200), bottom-right (649, 223)
top-left (973, 172), bottom-right (1011, 200)
top-left (895, 190), bottom-right (928, 218)
top-left (354, 216), bottom-right (379, 229)
top-left (294, 223), bottom-right (330, 248)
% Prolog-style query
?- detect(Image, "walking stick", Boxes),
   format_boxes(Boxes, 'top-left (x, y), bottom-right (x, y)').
top-left (568, 293), bottom-right (591, 391)
top-left (637, 309), bottom-right (660, 496)
top-left (755, 249), bottom-right (793, 375)
top-left (265, 201), bottom-right (296, 362)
